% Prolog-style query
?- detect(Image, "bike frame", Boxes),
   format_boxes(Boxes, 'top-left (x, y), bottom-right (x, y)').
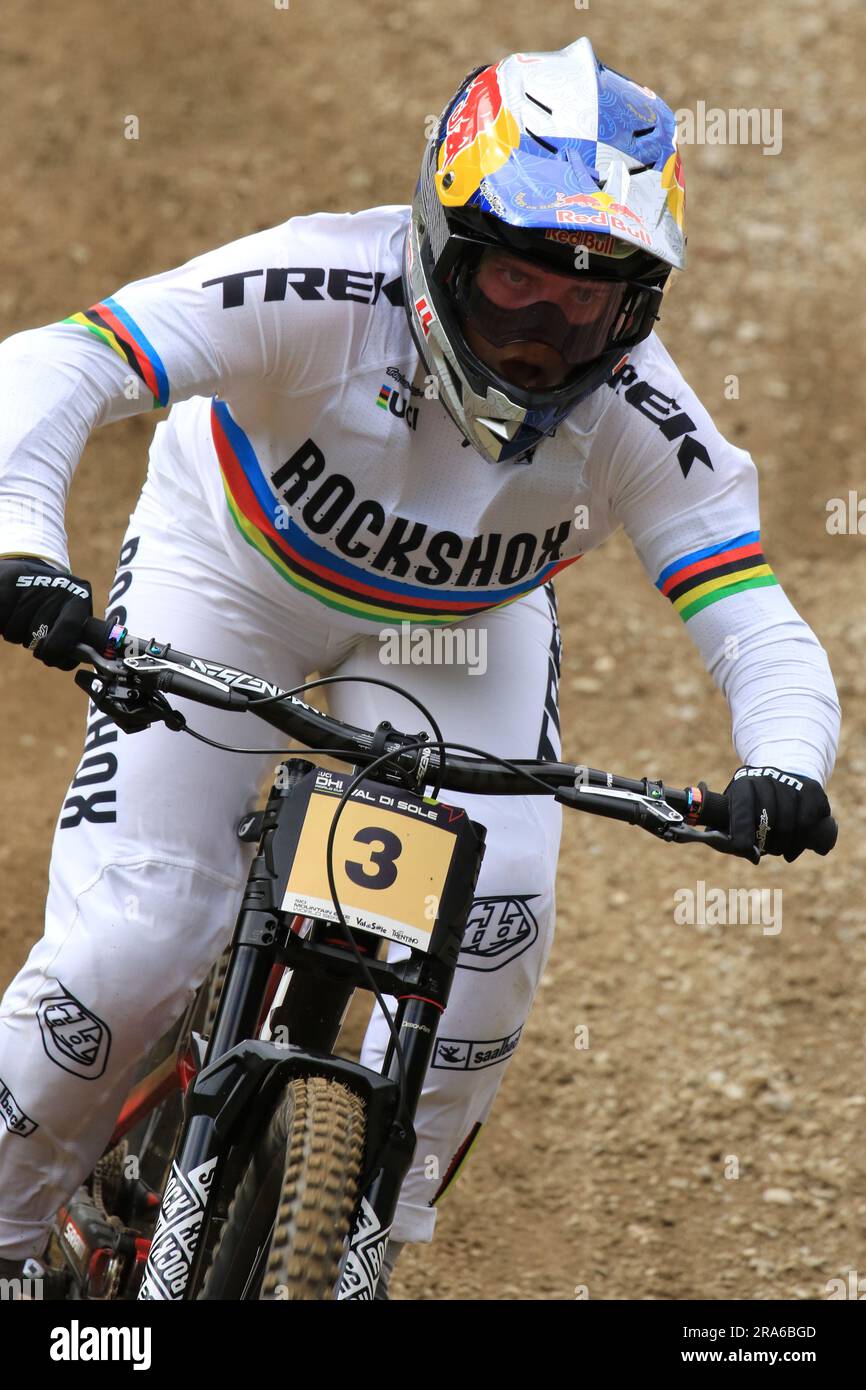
top-left (137, 757), bottom-right (485, 1301)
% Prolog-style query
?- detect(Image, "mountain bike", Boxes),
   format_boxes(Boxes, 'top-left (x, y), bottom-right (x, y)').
top-left (40, 616), bottom-right (837, 1300)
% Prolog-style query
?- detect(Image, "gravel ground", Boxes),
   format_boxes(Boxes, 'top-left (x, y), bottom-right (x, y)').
top-left (1, 0), bottom-right (863, 1300)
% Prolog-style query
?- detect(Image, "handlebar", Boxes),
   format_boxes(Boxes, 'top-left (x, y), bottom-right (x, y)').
top-left (74, 618), bottom-right (838, 863)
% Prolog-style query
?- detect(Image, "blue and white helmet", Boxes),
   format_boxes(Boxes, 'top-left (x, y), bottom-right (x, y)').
top-left (404, 37), bottom-right (687, 463)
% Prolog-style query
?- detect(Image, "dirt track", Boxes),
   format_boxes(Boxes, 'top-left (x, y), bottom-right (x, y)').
top-left (1, 0), bottom-right (864, 1300)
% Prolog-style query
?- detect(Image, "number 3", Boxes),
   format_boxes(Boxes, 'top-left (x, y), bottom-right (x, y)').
top-left (345, 825), bottom-right (403, 890)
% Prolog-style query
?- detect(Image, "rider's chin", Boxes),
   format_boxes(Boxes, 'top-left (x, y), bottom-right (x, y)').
top-left (499, 357), bottom-right (562, 391)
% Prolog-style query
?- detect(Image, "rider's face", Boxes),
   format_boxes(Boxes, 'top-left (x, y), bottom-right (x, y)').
top-left (462, 248), bottom-right (613, 391)
top-left (464, 320), bottom-right (570, 391)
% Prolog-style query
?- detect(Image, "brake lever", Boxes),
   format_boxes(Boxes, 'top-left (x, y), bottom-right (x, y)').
top-left (649, 821), bottom-right (762, 865)
top-left (556, 783), bottom-right (762, 864)
top-left (556, 782), bottom-right (686, 824)
top-left (74, 667), bottom-right (187, 735)
top-left (73, 642), bottom-right (128, 681)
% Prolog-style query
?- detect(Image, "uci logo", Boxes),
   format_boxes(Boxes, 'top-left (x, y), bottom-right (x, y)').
top-left (376, 382), bottom-right (419, 431)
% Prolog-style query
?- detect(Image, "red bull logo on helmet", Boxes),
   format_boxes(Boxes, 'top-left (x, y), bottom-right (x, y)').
top-left (512, 189), bottom-right (652, 245)
top-left (544, 228), bottom-right (633, 257)
top-left (439, 66), bottom-right (504, 172)
top-left (555, 202), bottom-right (652, 248)
top-left (436, 64), bottom-right (521, 207)
top-left (516, 190), bottom-right (648, 225)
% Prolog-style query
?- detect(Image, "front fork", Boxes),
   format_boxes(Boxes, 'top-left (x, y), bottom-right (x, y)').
top-left (335, 994), bottom-right (442, 1300)
top-left (137, 989), bottom-right (443, 1301)
top-left (137, 759), bottom-right (485, 1301)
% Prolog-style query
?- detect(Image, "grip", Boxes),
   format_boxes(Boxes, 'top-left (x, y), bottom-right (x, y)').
top-left (697, 787), bottom-right (838, 857)
top-left (698, 788), bottom-right (729, 831)
top-left (79, 615), bottom-right (119, 656)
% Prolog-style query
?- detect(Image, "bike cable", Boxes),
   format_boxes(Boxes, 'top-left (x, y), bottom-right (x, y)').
top-left (177, 674), bottom-right (559, 1149)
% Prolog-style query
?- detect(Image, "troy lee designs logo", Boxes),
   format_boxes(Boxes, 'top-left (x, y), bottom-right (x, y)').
top-left (38, 984), bottom-right (110, 1079)
top-left (386, 365), bottom-right (425, 398)
top-left (458, 896), bottom-right (540, 971)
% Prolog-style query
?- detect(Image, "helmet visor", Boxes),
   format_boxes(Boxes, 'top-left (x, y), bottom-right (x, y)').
top-left (455, 247), bottom-right (658, 368)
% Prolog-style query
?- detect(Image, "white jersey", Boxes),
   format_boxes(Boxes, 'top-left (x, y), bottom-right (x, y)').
top-left (0, 205), bottom-right (840, 781)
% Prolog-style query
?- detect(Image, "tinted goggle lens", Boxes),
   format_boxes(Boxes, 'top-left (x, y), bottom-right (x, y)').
top-left (462, 277), bottom-right (655, 366)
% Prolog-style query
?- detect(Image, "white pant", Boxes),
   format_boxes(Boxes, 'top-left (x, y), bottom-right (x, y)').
top-left (0, 459), bottom-right (562, 1258)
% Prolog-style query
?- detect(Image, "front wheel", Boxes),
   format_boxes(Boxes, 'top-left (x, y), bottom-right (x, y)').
top-left (198, 1075), bottom-right (366, 1300)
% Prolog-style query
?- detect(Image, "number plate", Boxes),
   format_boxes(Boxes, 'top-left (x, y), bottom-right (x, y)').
top-left (280, 769), bottom-right (466, 950)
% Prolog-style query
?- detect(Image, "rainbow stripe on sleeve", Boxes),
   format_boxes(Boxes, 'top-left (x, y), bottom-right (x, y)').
top-left (64, 297), bottom-right (169, 407)
top-left (656, 531), bottom-right (778, 621)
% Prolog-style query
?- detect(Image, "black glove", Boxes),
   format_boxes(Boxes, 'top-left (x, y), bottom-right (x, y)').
top-left (0, 557), bottom-right (93, 670)
top-left (725, 765), bottom-right (832, 862)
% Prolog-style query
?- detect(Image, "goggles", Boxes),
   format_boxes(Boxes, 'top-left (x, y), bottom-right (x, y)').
top-left (453, 248), bottom-right (662, 369)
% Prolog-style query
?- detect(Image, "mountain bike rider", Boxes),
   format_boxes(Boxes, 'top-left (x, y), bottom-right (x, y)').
top-left (0, 38), bottom-right (840, 1296)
